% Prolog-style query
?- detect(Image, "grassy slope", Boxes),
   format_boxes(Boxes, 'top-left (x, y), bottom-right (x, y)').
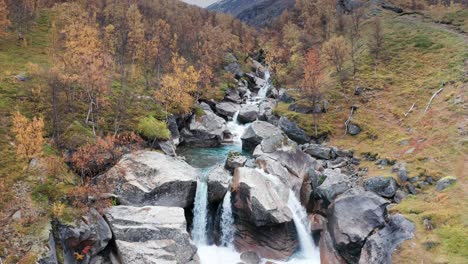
top-left (276, 10), bottom-right (467, 263)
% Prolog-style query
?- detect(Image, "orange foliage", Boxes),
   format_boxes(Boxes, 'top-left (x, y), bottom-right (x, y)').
top-left (68, 178), bottom-right (111, 214)
top-left (11, 111), bottom-right (45, 163)
top-left (155, 53), bottom-right (201, 115)
top-left (70, 136), bottom-right (122, 177)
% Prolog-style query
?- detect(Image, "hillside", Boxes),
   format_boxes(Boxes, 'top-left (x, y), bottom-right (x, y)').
top-left (208, 0), bottom-right (295, 27)
top-left (0, 0), bottom-right (467, 264)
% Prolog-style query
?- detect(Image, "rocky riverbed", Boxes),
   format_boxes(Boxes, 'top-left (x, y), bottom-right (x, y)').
top-left (39, 60), bottom-right (416, 264)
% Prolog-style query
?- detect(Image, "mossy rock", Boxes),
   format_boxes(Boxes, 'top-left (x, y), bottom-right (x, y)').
top-left (60, 121), bottom-right (96, 150)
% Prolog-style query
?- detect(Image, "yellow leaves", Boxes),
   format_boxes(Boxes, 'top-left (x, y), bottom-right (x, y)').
top-left (11, 111), bottom-right (45, 162)
top-left (51, 202), bottom-right (66, 219)
top-left (155, 53), bottom-right (200, 115)
top-left (321, 35), bottom-right (350, 76)
top-left (126, 4), bottom-right (145, 63)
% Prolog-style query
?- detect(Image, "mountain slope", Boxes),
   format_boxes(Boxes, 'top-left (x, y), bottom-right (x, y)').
top-left (208, 0), bottom-right (295, 27)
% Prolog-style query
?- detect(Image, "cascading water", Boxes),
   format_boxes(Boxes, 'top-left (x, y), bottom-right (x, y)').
top-left (287, 190), bottom-right (321, 263)
top-left (226, 111), bottom-right (247, 144)
top-left (256, 71), bottom-right (271, 99)
top-left (192, 173), bottom-right (209, 245)
top-left (220, 191), bottom-right (235, 248)
top-left (187, 65), bottom-right (321, 264)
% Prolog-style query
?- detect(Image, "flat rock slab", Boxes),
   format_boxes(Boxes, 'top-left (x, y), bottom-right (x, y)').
top-left (106, 206), bottom-right (198, 264)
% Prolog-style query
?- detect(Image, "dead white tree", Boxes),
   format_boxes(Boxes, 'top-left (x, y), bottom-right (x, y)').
top-left (425, 82), bottom-right (446, 113)
top-left (404, 103), bottom-right (415, 117)
top-left (344, 105), bottom-right (358, 135)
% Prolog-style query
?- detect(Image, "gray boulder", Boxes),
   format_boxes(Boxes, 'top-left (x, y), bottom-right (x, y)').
top-left (258, 100), bottom-right (277, 124)
top-left (278, 88), bottom-right (294, 103)
top-left (288, 103), bottom-right (313, 114)
top-left (278, 117), bottom-right (310, 144)
top-left (106, 206), bottom-right (198, 264)
top-left (364, 176), bottom-right (397, 198)
top-left (328, 188), bottom-right (389, 263)
top-left (207, 165), bottom-right (231, 203)
top-left (181, 112), bottom-right (228, 147)
top-left (225, 89), bottom-right (242, 103)
top-left (436, 176), bottom-right (457, 191)
top-left (57, 209), bottom-right (112, 263)
top-left (252, 60), bottom-right (267, 79)
top-left (245, 73), bottom-right (267, 91)
top-left (347, 123), bottom-right (361, 136)
top-left (240, 251), bottom-right (261, 264)
top-left (303, 144), bottom-right (333, 160)
top-left (238, 104), bottom-right (259, 124)
top-left (316, 169), bottom-right (351, 204)
top-left (232, 167), bottom-right (291, 226)
top-left (241, 121), bottom-right (283, 151)
top-left (232, 167), bottom-right (297, 259)
top-left (225, 152), bottom-right (248, 173)
top-left (102, 151), bottom-right (198, 208)
top-left (359, 214), bottom-right (415, 264)
top-left (216, 102), bottom-right (241, 118)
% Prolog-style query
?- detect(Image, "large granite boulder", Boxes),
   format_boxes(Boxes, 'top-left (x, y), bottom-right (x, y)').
top-left (254, 134), bottom-right (319, 199)
top-left (232, 167), bottom-right (291, 226)
top-left (216, 102), bottom-right (241, 118)
top-left (106, 206), bottom-right (198, 264)
top-left (238, 104), bottom-right (259, 124)
top-left (303, 144), bottom-right (333, 160)
top-left (232, 167), bottom-right (297, 260)
top-left (258, 100), bottom-right (277, 124)
top-left (207, 165), bottom-right (231, 204)
top-left (359, 214), bottom-right (415, 264)
top-left (181, 112), bottom-right (228, 147)
top-left (102, 151), bottom-right (198, 208)
top-left (316, 169), bottom-right (351, 204)
top-left (328, 188), bottom-right (389, 263)
top-left (364, 176), bottom-right (397, 198)
top-left (241, 121), bottom-right (283, 151)
top-left (278, 117), bottom-right (310, 144)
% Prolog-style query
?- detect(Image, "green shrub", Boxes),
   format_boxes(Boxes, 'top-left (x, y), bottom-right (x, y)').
top-left (137, 116), bottom-right (170, 141)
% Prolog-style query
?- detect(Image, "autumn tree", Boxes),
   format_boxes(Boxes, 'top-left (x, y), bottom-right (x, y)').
top-left (12, 111), bottom-right (45, 164)
top-left (0, 0), bottom-right (10, 37)
top-left (368, 17), bottom-right (385, 79)
top-left (301, 49), bottom-right (324, 137)
top-left (155, 53), bottom-right (200, 118)
top-left (63, 15), bottom-right (112, 135)
top-left (321, 36), bottom-right (350, 83)
top-left (126, 4), bottom-right (145, 72)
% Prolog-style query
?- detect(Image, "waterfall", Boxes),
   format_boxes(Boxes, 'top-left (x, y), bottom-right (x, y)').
top-left (257, 71), bottom-right (271, 99)
top-left (192, 174), bottom-right (209, 245)
top-left (220, 191), bottom-right (234, 248)
top-left (287, 190), bottom-right (320, 261)
top-left (226, 110), bottom-right (247, 144)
